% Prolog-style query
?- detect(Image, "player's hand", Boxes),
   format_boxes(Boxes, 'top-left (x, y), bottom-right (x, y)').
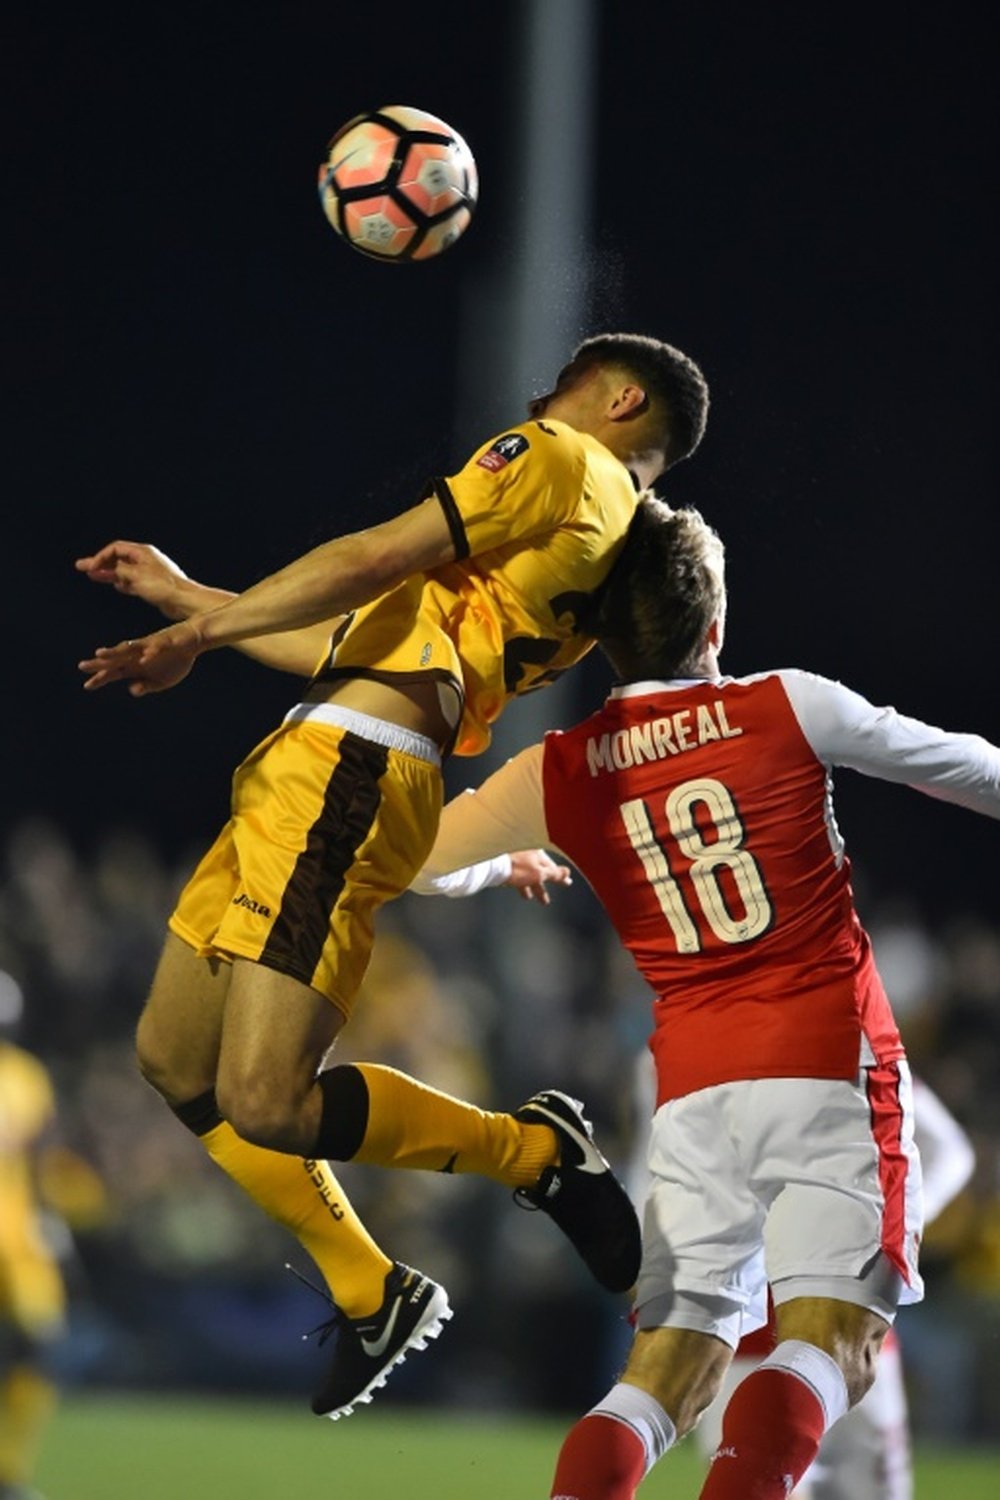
top-left (78, 619), bottom-right (204, 696)
top-left (505, 850), bottom-right (573, 905)
top-left (75, 540), bottom-right (189, 617)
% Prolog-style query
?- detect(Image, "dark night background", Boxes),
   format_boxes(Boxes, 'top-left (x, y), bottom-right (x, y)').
top-left (4, 2), bottom-right (996, 906)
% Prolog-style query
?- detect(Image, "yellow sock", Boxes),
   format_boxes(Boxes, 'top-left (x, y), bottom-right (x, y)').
top-left (201, 1120), bottom-right (392, 1317)
top-left (350, 1064), bottom-right (558, 1186)
top-left (0, 1365), bottom-right (57, 1487)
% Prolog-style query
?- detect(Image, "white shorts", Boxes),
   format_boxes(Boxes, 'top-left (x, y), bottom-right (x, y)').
top-left (635, 1065), bottom-right (924, 1349)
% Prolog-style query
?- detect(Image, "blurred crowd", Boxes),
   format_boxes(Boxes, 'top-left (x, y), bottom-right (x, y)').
top-left (1, 814), bottom-right (998, 1439)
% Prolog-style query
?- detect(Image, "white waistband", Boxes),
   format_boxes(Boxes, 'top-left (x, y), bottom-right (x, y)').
top-left (283, 701), bottom-right (442, 766)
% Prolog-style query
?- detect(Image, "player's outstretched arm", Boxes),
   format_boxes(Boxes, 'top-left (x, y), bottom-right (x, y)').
top-left (414, 744), bottom-right (553, 888)
top-left (78, 497), bottom-right (456, 694)
top-left (781, 670), bottom-right (1000, 820)
top-left (506, 849), bottom-right (573, 904)
top-left (412, 847), bottom-right (572, 903)
top-left (76, 540), bottom-right (335, 678)
top-left (75, 540), bottom-right (216, 619)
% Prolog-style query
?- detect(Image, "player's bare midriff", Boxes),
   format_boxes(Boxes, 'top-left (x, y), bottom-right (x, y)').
top-left (313, 675), bottom-right (455, 750)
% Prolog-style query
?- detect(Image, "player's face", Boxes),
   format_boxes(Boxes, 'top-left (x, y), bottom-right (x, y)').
top-left (527, 361), bottom-right (597, 421)
top-left (530, 363), bottom-right (667, 488)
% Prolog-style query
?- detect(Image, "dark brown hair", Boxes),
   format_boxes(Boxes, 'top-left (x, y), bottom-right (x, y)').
top-left (585, 498), bottom-right (725, 680)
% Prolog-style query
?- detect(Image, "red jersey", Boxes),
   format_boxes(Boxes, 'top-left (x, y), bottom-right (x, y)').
top-left (418, 669), bottom-right (1000, 1106)
top-left (543, 673), bottom-right (899, 1102)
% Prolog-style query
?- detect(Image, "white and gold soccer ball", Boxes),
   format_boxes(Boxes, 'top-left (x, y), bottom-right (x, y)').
top-left (317, 105), bottom-right (478, 262)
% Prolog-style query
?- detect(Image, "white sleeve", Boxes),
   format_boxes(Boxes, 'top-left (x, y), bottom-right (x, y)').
top-left (415, 742), bottom-right (552, 884)
top-left (779, 669), bottom-right (1000, 818)
top-left (410, 854), bottom-right (513, 898)
top-left (912, 1078), bottom-right (976, 1223)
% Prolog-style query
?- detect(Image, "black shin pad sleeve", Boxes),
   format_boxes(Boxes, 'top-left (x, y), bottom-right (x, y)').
top-left (314, 1064), bottom-right (371, 1160)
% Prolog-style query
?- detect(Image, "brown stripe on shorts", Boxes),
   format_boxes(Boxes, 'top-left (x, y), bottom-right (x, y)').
top-left (259, 730), bottom-right (390, 983)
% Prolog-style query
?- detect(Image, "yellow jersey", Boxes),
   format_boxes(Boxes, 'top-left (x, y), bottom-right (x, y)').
top-left (312, 418), bottom-right (640, 755)
top-left (0, 1041), bottom-right (65, 1331)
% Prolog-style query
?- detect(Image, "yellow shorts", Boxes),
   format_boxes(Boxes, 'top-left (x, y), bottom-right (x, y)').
top-left (169, 704), bottom-right (443, 1018)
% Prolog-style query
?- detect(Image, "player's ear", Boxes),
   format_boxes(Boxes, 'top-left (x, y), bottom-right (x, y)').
top-left (609, 383), bottom-right (649, 420)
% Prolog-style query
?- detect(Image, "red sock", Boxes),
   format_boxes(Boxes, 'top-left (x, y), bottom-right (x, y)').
top-left (551, 1414), bottom-right (647, 1500)
top-left (698, 1367), bottom-right (826, 1499)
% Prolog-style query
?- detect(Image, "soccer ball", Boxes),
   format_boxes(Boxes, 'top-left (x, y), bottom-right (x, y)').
top-left (317, 105), bottom-right (478, 263)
